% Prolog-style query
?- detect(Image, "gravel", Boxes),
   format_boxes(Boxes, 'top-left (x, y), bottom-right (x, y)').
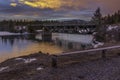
top-left (0, 53), bottom-right (120, 80)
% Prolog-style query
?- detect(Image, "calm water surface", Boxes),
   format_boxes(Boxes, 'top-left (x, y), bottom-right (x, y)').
top-left (0, 33), bottom-right (93, 62)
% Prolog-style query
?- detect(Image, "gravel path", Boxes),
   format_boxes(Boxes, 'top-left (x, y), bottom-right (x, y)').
top-left (0, 53), bottom-right (120, 80)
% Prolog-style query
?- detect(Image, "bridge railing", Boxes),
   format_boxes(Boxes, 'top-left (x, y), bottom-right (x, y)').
top-left (51, 45), bottom-right (120, 68)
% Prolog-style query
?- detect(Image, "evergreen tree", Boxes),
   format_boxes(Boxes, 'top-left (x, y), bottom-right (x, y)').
top-left (117, 10), bottom-right (120, 22)
top-left (92, 7), bottom-right (102, 26)
top-left (113, 12), bottom-right (119, 23)
top-left (92, 8), bottom-right (107, 42)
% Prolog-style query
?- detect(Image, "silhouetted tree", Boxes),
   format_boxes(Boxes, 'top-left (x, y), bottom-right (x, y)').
top-left (92, 8), bottom-right (107, 42)
top-left (92, 7), bottom-right (102, 26)
top-left (118, 10), bottom-right (120, 22)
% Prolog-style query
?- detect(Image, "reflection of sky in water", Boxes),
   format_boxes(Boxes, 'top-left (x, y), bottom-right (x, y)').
top-left (0, 38), bottom-right (12, 53)
top-left (52, 33), bottom-right (93, 44)
top-left (0, 38), bottom-right (32, 54)
top-left (0, 33), bottom-right (93, 63)
top-left (0, 35), bottom-right (63, 63)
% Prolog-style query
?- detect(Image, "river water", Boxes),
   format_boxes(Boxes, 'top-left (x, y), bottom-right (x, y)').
top-left (0, 33), bottom-right (93, 62)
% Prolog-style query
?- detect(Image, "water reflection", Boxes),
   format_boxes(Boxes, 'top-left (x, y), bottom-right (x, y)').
top-left (0, 33), bottom-right (93, 63)
top-left (0, 35), bottom-right (63, 63)
top-left (54, 39), bottom-right (92, 51)
top-left (52, 33), bottom-right (93, 51)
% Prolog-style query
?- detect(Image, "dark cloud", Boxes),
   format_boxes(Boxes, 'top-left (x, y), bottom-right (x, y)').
top-left (0, 0), bottom-right (120, 20)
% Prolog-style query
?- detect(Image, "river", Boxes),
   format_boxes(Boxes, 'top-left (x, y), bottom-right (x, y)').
top-left (0, 33), bottom-right (93, 62)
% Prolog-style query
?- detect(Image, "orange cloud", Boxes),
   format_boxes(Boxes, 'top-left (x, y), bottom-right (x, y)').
top-left (9, 0), bottom-right (120, 15)
top-left (10, 0), bottom-right (89, 10)
top-left (18, 0), bottom-right (62, 9)
top-left (10, 2), bottom-right (17, 7)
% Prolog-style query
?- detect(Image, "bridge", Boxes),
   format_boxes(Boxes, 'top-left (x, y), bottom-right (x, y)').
top-left (28, 23), bottom-right (96, 41)
top-left (28, 23), bottom-right (96, 34)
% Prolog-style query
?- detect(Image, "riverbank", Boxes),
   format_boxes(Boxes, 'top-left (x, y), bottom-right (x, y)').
top-left (0, 52), bottom-right (120, 80)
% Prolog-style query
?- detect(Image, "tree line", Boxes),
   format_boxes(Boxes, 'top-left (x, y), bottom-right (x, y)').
top-left (92, 8), bottom-right (120, 42)
top-left (0, 19), bottom-right (59, 26)
top-left (92, 7), bottom-right (120, 25)
top-left (103, 11), bottom-right (120, 24)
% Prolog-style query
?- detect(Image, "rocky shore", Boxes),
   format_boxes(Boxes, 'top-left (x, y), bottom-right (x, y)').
top-left (0, 52), bottom-right (120, 80)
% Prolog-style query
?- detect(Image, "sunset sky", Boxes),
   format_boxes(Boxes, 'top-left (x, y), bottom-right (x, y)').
top-left (0, 0), bottom-right (120, 21)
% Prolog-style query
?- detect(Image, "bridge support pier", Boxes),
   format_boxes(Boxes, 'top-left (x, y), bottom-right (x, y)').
top-left (42, 32), bottom-right (52, 41)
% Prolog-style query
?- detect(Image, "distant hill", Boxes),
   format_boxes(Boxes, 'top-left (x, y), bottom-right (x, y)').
top-left (58, 19), bottom-right (89, 24)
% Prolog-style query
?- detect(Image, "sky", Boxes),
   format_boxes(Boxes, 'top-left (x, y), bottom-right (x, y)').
top-left (0, 0), bottom-right (120, 21)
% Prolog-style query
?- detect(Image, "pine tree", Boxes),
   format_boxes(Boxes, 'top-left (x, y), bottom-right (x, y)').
top-left (104, 14), bottom-right (112, 24)
top-left (117, 10), bottom-right (120, 22)
top-left (92, 7), bottom-right (102, 26)
top-left (92, 8), bottom-right (106, 42)
top-left (113, 12), bottom-right (119, 23)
